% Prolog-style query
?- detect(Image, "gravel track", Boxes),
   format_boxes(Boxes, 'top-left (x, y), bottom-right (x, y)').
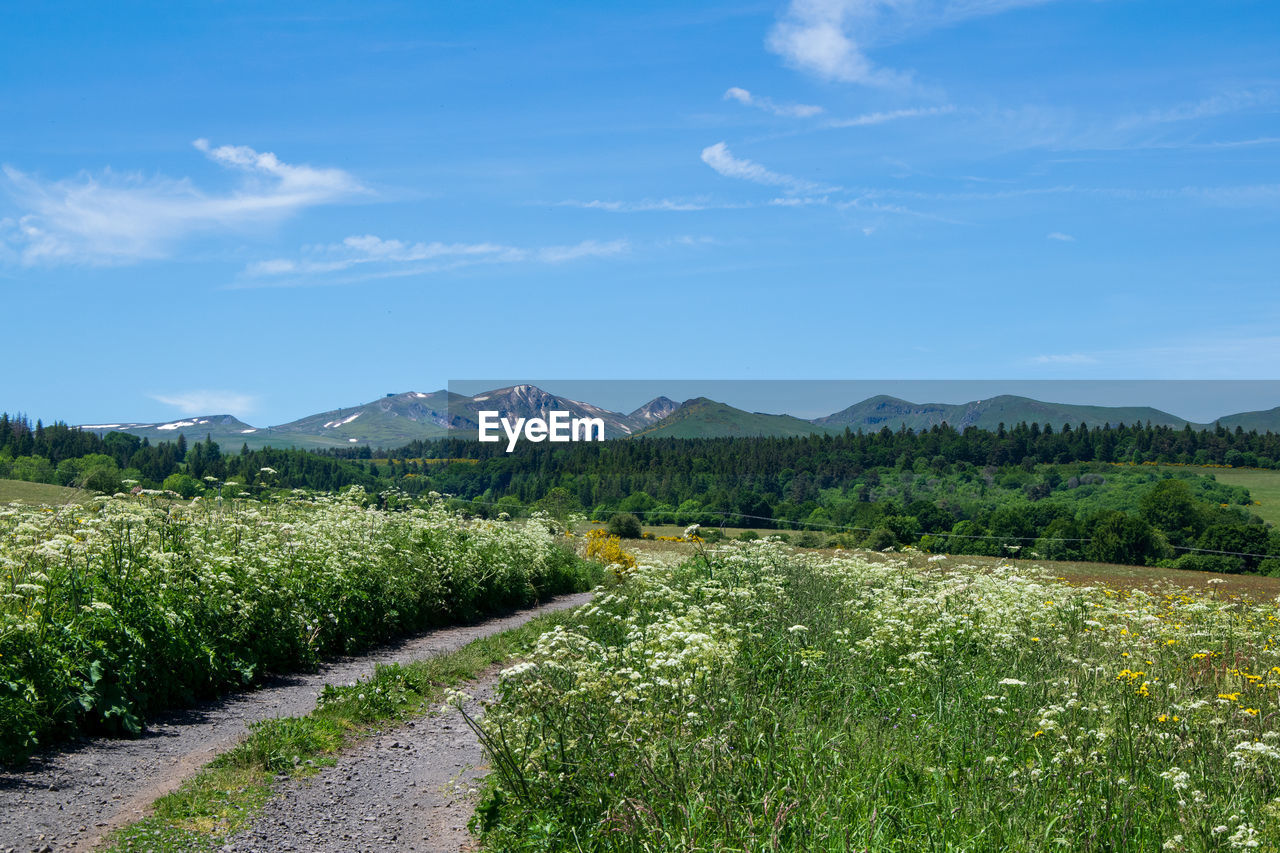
top-left (0, 593), bottom-right (591, 853)
top-left (222, 671), bottom-right (501, 853)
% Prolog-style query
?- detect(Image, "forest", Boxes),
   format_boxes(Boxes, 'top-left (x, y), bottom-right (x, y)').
top-left (358, 421), bottom-right (1280, 574)
top-left (5, 414), bottom-right (1280, 573)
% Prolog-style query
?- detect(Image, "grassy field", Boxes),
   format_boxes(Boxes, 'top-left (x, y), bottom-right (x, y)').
top-left (632, 535), bottom-right (1280, 599)
top-left (473, 539), bottom-right (1280, 851)
top-left (1154, 465), bottom-right (1280, 527)
top-left (0, 478), bottom-right (89, 505)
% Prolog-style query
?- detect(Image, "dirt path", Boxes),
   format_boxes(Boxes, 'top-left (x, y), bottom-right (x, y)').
top-left (223, 672), bottom-right (501, 853)
top-left (0, 593), bottom-right (591, 853)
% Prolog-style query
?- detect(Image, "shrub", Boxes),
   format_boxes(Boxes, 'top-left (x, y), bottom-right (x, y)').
top-left (161, 472), bottom-right (203, 499)
top-left (863, 527), bottom-right (897, 551)
top-left (1173, 553), bottom-right (1244, 574)
top-left (607, 512), bottom-right (643, 539)
top-left (80, 465), bottom-right (122, 495)
top-left (794, 531), bottom-right (823, 548)
top-left (1259, 558), bottom-right (1280, 577)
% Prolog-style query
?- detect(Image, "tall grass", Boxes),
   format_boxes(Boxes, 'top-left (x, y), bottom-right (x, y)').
top-left (468, 540), bottom-right (1280, 851)
top-left (0, 489), bottom-right (595, 764)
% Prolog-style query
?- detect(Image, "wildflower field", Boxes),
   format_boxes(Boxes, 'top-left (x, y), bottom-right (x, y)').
top-left (0, 490), bottom-right (593, 764)
top-left (470, 539), bottom-right (1280, 851)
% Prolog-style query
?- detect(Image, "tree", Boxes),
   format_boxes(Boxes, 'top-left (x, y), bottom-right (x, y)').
top-left (10, 455), bottom-right (54, 483)
top-left (81, 464), bottom-right (122, 494)
top-left (162, 472), bottom-right (202, 499)
top-left (1139, 479), bottom-right (1204, 545)
top-left (1086, 512), bottom-right (1164, 566)
top-left (535, 487), bottom-right (580, 523)
top-left (1197, 523), bottom-right (1270, 572)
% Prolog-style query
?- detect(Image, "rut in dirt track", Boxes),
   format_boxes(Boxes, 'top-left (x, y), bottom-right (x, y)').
top-left (0, 593), bottom-right (592, 853)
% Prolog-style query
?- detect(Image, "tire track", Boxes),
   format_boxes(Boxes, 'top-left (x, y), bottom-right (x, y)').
top-left (222, 671), bottom-right (501, 853)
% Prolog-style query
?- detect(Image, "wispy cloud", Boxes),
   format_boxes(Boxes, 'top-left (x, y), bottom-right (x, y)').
top-left (0, 140), bottom-right (364, 266)
top-left (149, 390), bottom-right (259, 418)
top-left (556, 198), bottom-right (719, 212)
top-left (237, 234), bottom-right (630, 287)
top-left (1119, 90), bottom-right (1276, 129)
top-left (766, 0), bottom-right (1057, 88)
top-left (1027, 335), bottom-right (1280, 377)
top-left (700, 142), bottom-right (833, 193)
top-left (825, 105), bottom-right (955, 127)
top-left (1047, 231), bottom-right (1075, 241)
top-left (535, 239), bottom-right (629, 263)
top-left (1031, 353), bottom-right (1096, 365)
top-left (723, 86), bottom-right (824, 118)
top-left (244, 235), bottom-right (520, 277)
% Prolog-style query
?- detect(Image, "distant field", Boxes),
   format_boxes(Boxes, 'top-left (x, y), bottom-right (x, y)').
top-left (640, 523), bottom-right (769, 539)
top-left (632, 526), bottom-right (1280, 598)
top-left (0, 478), bottom-right (89, 505)
top-left (1152, 464), bottom-right (1280, 526)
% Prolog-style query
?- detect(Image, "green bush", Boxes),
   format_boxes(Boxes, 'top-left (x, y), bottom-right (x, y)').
top-left (1172, 553), bottom-right (1244, 574)
top-left (794, 531), bottom-right (823, 548)
top-left (863, 527), bottom-right (897, 551)
top-left (161, 472), bottom-right (203, 499)
top-left (607, 512), bottom-right (643, 539)
top-left (80, 465), bottom-right (123, 495)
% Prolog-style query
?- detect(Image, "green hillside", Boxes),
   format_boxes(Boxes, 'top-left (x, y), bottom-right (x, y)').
top-left (77, 415), bottom-right (286, 449)
top-left (816, 394), bottom-right (1190, 432)
top-left (271, 391), bottom-right (454, 446)
top-left (1217, 406), bottom-right (1280, 433)
top-left (633, 398), bottom-right (830, 439)
top-left (0, 479), bottom-right (89, 505)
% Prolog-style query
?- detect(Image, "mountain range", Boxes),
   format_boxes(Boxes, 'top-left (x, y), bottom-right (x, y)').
top-left (75, 386), bottom-right (1280, 450)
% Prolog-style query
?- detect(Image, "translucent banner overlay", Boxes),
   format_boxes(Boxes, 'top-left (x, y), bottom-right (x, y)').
top-left (442, 380), bottom-right (1280, 443)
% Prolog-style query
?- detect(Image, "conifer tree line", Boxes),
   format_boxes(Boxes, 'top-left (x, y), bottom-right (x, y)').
top-left (0, 414), bottom-right (375, 494)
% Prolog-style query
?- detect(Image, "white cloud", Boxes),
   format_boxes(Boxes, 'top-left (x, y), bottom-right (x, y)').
top-left (1031, 353), bottom-right (1096, 364)
top-left (1047, 231), bottom-right (1075, 241)
top-left (536, 239), bottom-right (629, 263)
top-left (1, 140), bottom-right (364, 266)
top-left (149, 390), bottom-right (259, 417)
top-left (557, 198), bottom-right (716, 212)
top-left (769, 196), bottom-right (832, 207)
top-left (723, 86), bottom-right (824, 118)
top-left (1027, 335), bottom-right (1280, 377)
top-left (1120, 90), bottom-right (1276, 129)
top-left (766, 0), bottom-right (1057, 87)
top-left (240, 234), bottom-right (630, 286)
top-left (700, 142), bottom-right (832, 193)
top-left (825, 105), bottom-right (955, 127)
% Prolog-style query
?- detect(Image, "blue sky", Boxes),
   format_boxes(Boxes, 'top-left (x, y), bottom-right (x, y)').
top-left (2, 1), bottom-right (1278, 426)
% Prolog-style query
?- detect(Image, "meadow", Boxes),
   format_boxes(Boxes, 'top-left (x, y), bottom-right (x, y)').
top-left (1154, 466), bottom-right (1280, 528)
top-left (0, 477), bottom-right (88, 506)
top-left (468, 537), bottom-right (1280, 851)
top-left (0, 489), bottom-right (594, 764)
